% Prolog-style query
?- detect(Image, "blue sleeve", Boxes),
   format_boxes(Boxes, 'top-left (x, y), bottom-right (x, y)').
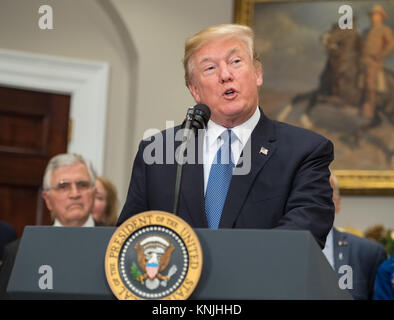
top-left (373, 256), bottom-right (394, 300)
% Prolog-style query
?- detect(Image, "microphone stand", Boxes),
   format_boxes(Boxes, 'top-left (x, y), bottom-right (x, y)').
top-left (172, 108), bottom-right (194, 216)
top-left (172, 104), bottom-right (210, 217)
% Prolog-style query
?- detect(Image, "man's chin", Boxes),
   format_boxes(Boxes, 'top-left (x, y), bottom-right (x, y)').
top-left (64, 209), bottom-right (89, 222)
top-left (213, 106), bottom-right (253, 127)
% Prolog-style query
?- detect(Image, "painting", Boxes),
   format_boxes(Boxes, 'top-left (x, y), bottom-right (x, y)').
top-left (234, 0), bottom-right (394, 194)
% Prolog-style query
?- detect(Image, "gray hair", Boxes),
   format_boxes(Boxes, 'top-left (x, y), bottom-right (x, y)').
top-left (330, 172), bottom-right (340, 196)
top-left (43, 153), bottom-right (97, 191)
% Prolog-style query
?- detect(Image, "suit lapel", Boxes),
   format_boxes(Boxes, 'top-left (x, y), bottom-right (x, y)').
top-left (219, 111), bottom-right (277, 228)
top-left (333, 228), bottom-right (349, 272)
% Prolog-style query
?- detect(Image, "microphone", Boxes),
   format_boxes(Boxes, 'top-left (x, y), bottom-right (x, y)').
top-left (181, 103), bottom-right (211, 137)
top-left (177, 104), bottom-right (210, 162)
top-left (190, 103), bottom-right (211, 132)
top-left (173, 104), bottom-right (211, 216)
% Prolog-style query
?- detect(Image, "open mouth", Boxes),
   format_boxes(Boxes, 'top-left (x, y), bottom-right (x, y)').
top-left (223, 88), bottom-right (237, 98)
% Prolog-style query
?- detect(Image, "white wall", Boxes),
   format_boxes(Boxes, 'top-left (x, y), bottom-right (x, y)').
top-left (335, 196), bottom-right (394, 231)
top-left (111, 0), bottom-right (234, 147)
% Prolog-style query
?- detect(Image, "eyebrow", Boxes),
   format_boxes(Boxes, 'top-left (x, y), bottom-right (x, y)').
top-left (226, 47), bottom-right (242, 59)
top-left (197, 47), bottom-right (243, 67)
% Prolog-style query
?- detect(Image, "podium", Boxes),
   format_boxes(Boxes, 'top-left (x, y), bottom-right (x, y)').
top-left (7, 226), bottom-right (352, 299)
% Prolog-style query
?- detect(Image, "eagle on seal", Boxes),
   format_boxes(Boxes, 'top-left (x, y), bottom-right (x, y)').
top-left (135, 235), bottom-right (175, 288)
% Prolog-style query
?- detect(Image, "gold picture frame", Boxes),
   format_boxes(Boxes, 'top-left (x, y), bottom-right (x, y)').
top-left (234, 0), bottom-right (394, 195)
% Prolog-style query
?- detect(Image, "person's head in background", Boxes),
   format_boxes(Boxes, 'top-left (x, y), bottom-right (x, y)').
top-left (92, 176), bottom-right (118, 226)
top-left (330, 173), bottom-right (341, 214)
top-left (369, 5), bottom-right (386, 27)
top-left (42, 153), bottom-right (96, 226)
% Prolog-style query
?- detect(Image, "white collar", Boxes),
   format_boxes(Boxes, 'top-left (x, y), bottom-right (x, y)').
top-left (205, 106), bottom-right (260, 148)
top-left (53, 214), bottom-right (95, 227)
top-left (324, 228), bottom-right (334, 248)
top-left (322, 228), bottom-right (335, 269)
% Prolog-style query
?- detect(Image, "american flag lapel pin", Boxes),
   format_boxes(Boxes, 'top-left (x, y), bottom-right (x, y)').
top-left (259, 146), bottom-right (269, 155)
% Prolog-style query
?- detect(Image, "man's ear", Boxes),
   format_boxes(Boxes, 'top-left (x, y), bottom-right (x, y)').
top-left (188, 83), bottom-right (201, 103)
top-left (255, 64), bottom-right (263, 87)
top-left (42, 190), bottom-right (53, 211)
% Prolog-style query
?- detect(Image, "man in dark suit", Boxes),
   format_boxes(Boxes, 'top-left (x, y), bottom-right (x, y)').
top-left (323, 174), bottom-right (387, 299)
top-left (118, 24), bottom-right (334, 249)
top-left (0, 221), bottom-right (16, 268)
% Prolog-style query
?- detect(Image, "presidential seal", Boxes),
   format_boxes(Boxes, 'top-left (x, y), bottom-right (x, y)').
top-left (105, 211), bottom-right (203, 300)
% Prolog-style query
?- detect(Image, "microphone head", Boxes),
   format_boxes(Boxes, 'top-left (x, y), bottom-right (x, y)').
top-left (181, 104), bottom-right (211, 132)
top-left (193, 104), bottom-right (211, 127)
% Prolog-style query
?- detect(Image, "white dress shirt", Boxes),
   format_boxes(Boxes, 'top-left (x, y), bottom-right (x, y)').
top-left (203, 107), bottom-right (260, 194)
top-left (322, 228), bottom-right (335, 269)
top-left (53, 214), bottom-right (95, 227)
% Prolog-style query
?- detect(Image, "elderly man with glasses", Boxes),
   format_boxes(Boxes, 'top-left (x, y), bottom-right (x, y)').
top-left (0, 153), bottom-right (99, 299)
top-left (41, 153), bottom-right (97, 227)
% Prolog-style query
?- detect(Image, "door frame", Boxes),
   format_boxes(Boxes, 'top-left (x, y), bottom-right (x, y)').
top-left (0, 49), bottom-right (109, 174)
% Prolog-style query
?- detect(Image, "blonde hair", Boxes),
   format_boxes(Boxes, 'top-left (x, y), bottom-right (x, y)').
top-left (183, 24), bottom-right (261, 87)
top-left (97, 176), bottom-right (118, 226)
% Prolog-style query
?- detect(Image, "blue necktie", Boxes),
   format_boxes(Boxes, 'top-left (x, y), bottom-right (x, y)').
top-left (205, 130), bottom-right (235, 229)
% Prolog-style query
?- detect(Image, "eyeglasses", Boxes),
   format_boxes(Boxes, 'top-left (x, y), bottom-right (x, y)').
top-left (49, 180), bottom-right (93, 194)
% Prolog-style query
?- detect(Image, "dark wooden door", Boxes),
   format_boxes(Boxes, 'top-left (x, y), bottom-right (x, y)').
top-left (0, 86), bottom-right (70, 237)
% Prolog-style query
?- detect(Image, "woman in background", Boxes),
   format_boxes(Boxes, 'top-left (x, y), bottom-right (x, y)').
top-left (92, 176), bottom-right (118, 226)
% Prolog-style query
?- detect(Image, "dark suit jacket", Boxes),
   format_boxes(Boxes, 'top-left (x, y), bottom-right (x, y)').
top-left (118, 110), bottom-right (335, 248)
top-left (0, 239), bottom-right (19, 300)
top-left (332, 228), bottom-right (387, 300)
top-left (0, 221), bottom-right (17, 263)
